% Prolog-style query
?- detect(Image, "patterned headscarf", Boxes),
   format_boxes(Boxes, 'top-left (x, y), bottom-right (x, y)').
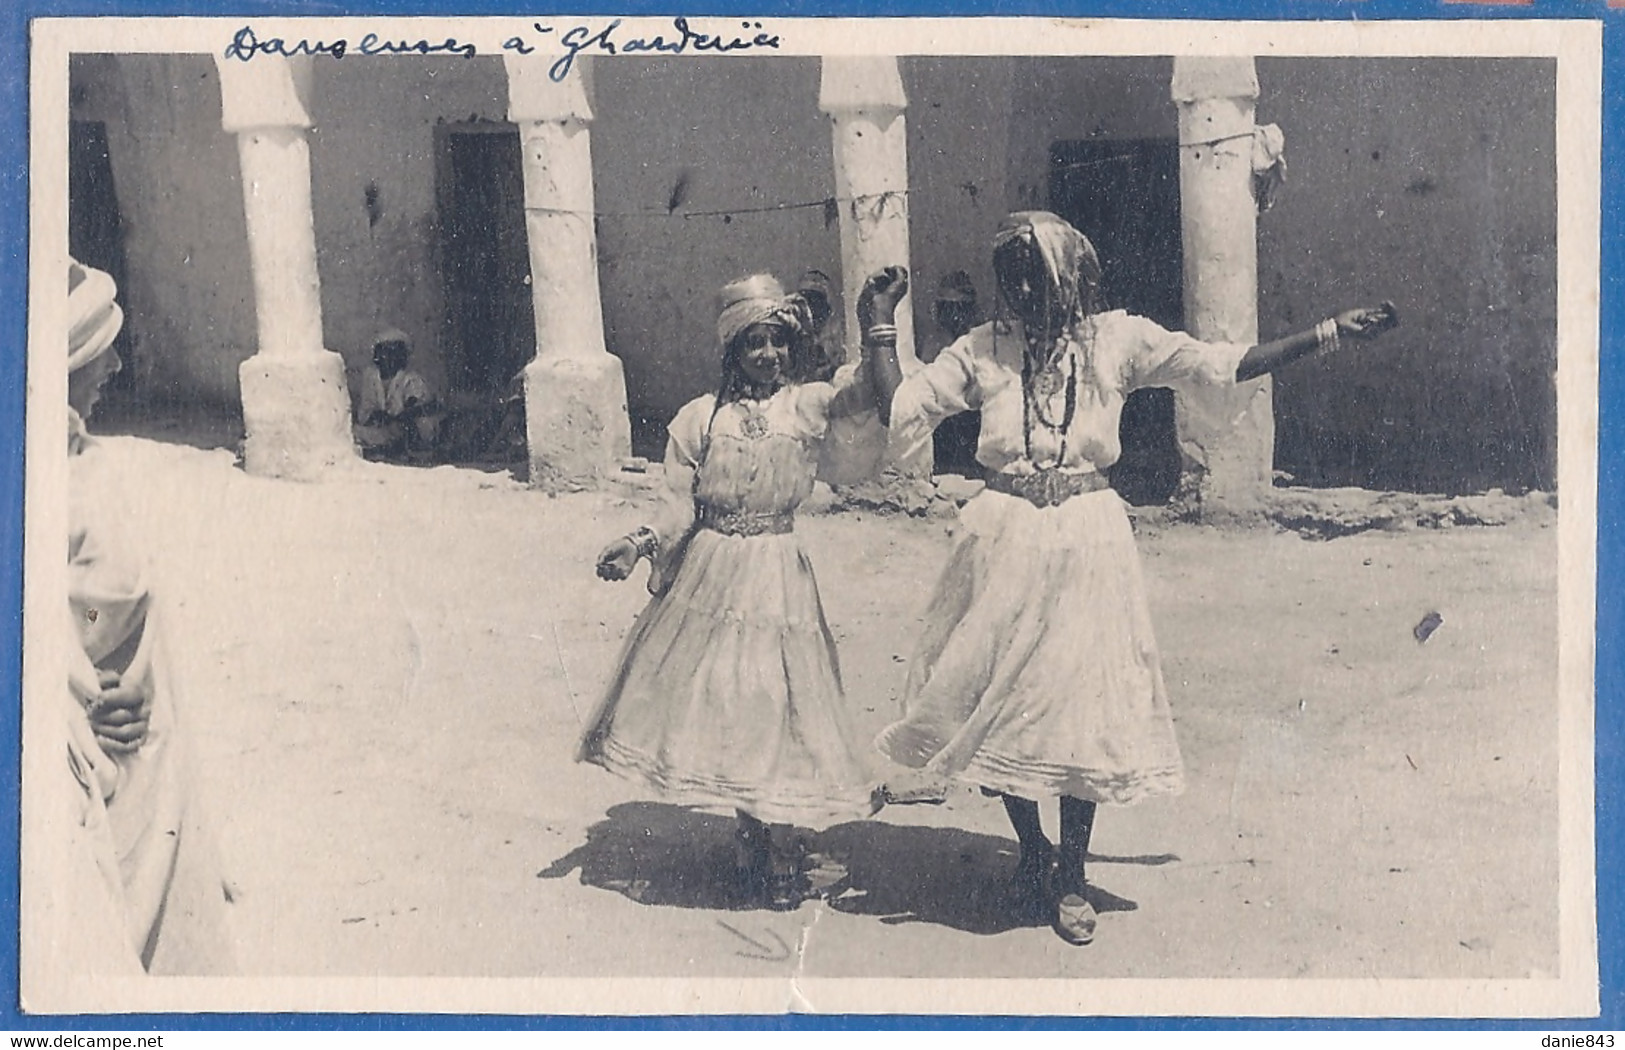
top-left (716, 274), bottom-right (793, 351)
top-left (992, 211), bottom-right (1102, 337)
top-left (993, 211), bottom-right (1108, 398)
top-left (713, 274), bottom-right (817, 402)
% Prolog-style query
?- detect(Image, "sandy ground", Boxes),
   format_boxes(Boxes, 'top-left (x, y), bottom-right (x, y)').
top-left (90, 435), bottom-right (1559, 983)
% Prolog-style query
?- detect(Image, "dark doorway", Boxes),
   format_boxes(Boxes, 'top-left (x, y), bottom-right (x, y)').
top-left (69, 119), bottom-right (134, 399)
top-left (1050, 138), bottom-right (1183, 505)
top-left (435, 125), bottom-right (534, 394)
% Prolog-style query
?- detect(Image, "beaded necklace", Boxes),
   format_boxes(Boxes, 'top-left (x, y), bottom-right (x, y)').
top-left (1020, 330), bottom-right (1079, 469)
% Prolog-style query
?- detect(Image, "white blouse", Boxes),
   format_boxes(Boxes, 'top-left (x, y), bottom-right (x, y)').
top-left (646, 366), bottom-right (887, 561)
top-left (889, 311), bottom-right (1251, 475)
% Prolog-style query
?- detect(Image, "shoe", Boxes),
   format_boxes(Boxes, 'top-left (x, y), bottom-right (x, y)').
top-left (877, 772), bottom-right (951, 806)
top-left (1052, 891), bottom-right (1098, 946)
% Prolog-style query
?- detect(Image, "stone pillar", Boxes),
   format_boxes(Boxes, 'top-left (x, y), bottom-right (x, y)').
top-left (1171, 57), bottom-right (1273, 517)
top-left (504, 55), bottom-right (631, 493)
top-left (821, 57), bottom-right (929, 478)
top-left (819, 57), bottom-right (919, 372)
top-left (213, 54), bottom-right (355, 480)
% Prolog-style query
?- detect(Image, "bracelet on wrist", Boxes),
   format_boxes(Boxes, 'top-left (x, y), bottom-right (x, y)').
top-left (865, 323), bottom-right (898, 348)
top-left (627, 526), bottom-right (659, 561)
top-left (1314, 318), bottom-right (1340, 352)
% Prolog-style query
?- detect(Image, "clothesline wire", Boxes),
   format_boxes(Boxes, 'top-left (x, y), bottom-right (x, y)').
top-left (514, 151), bottom-right (1156, 220)
top-left (1176, 130), bottom-right (1258, 149)
top-left (1049, 152), bottom-right (1169, 174)
top-left (522, 188), bottom-right (906, 221)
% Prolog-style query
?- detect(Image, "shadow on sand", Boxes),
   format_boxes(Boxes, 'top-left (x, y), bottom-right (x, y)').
top-left (538, 801), bottom-right (1173, 936)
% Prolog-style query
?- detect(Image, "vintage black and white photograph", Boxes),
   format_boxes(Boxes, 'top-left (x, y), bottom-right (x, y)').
top-left (20, 15), bottom-right (1600, 1017)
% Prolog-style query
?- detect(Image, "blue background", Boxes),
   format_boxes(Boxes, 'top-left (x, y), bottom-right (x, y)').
top-left (4, 0), bottom-right (1619, 1034)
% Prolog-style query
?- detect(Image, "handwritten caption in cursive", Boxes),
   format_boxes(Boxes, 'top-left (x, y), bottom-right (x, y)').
top-left (222, 18), bottom-right (783, 81)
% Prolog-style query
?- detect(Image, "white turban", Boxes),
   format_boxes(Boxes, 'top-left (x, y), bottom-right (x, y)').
top-left (715, 274), bottom-right (791, 351)
top-left (67, 259), bottom-right (123, 373)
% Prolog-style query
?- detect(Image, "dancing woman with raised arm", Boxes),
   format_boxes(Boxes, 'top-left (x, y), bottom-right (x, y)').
top-left (859, 212), bottom-right (1397, 945)
top-left (581, 273), bottom-right (900, 909)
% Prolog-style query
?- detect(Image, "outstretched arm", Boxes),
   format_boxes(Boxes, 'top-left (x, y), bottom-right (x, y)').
top-left (596, 397), bottom-right (707, 586)
top-left (1235, 302), bottom-right (1399, 382)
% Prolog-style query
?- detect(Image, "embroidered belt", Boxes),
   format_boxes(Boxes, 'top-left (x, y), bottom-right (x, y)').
top-left (696, 504), bottom-right (796, 537)
top-left (985, 468), bottom-right (1111, 509)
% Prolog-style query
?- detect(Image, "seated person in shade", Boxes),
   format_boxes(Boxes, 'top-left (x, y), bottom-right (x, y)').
top-left (354, 328), bottom-right (443, 459)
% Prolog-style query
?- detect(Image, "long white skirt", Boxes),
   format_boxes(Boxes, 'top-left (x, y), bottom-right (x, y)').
top-left (877, 488), bottom-right (1186, 804)
top-left (579, 527), bottom-right (876, 826)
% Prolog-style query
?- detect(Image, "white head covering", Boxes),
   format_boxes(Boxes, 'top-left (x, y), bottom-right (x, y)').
top-left (372, 327), bottom-right (411, 348)
top-left (715, 274), bottom-right (790, 351)
top-left (68, 258), bottom-right (123, 373)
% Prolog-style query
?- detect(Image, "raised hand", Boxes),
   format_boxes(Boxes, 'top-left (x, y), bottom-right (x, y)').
top-left (1335, 301), bottom-right (1400, 340)
top-left (858, 266), bottom-right (910, 330)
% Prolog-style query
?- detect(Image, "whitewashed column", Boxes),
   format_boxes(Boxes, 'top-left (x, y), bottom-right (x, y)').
top-left (819, 57), bottom-right (918, 372)
top-left (213, 54), bottom-right (355, 480)
top-left (1171, 57), bottom-right (1273, 515)
top-left (504, 55), bottom-right (631, 493)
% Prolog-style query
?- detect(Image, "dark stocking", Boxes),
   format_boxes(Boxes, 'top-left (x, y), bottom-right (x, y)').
top-left (1056, 795), bottom-right (1097, 896)
top-left (1000, 793), bottom-right (1051, 856)
top-left (999, 793), bottom-right (1055, 915)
